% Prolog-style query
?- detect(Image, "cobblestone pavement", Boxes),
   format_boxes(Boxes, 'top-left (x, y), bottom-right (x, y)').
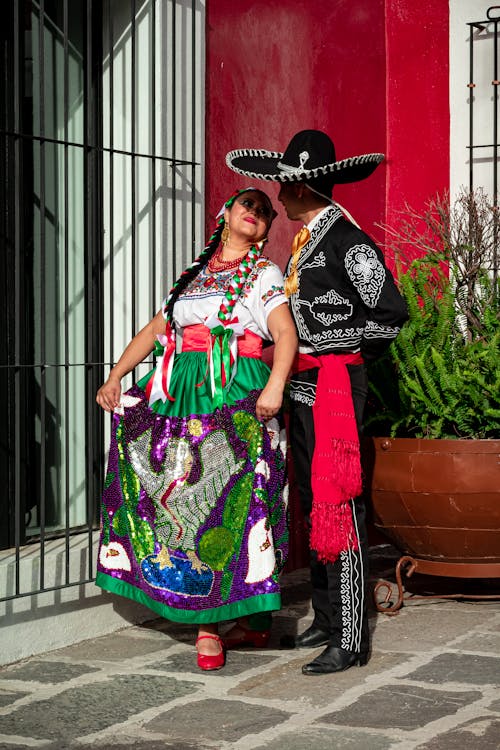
top-left (0, 546), bottom-right (499, 750)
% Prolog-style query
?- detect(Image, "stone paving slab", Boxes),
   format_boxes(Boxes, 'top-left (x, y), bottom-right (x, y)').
top-left (134, 620), bottom-right (204, 643)
top-left (230, 651), bottom-right (409, 706)
top-left (319, 684), bottom-right (482, 730)
top-left (415, 717), bottom-right (500, 750)
top-left (370, 604), bottom-right (496, 653)
top-left (0, 674), bottom-right (196, 741)
top-left (0, 691), bottom-right (28, 708)
top-left (45, 741), bottom-right (209, 750)
top-left (257, 727), bottom-right (395, 750)
top-left (49, 632), bottom-right (175, 662)
top-left (405, 653), bottom-right (500, 685)
top-left (154, 648), bottom-right (278, 677)
top-left (144, 698), bottom-right (292, 744)
top-left (457, 631), bottom-right (500, 653)
top-left (0, 660), bottom-right (100, 684)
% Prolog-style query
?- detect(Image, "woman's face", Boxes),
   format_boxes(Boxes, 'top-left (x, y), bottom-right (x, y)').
top-left (224, 191), bottom-right (274, 244)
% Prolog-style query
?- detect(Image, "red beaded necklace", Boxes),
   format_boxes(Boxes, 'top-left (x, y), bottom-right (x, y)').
top-left (207, 246), bottom-right (249, 273)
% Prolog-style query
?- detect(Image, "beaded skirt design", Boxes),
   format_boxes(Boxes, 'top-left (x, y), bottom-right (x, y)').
top-left (96, 361), bottom-right (288, 623)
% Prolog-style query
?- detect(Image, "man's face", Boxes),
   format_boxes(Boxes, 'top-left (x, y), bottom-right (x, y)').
top-left (277, 183), bottom-right (303, 221)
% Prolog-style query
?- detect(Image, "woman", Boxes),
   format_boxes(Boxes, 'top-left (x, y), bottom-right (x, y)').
top-left (95, 188), bottom-right (297, 671)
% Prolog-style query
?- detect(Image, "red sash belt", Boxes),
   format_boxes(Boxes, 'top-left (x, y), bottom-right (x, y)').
top-left (292, 350), bottom-right (364, 563)
top-left (182, 324), bottom-right (263, 358)
top-left (145, 323), bottom-right (263, 407)
top-left (292, 351), bottom-right (363, 372)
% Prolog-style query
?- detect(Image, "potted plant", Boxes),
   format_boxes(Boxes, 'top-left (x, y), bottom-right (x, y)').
top-left (363, 188), bottom-right (500, 610)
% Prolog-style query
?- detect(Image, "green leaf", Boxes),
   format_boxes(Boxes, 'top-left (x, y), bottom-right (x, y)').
top-left (198, 526), bottom-right (235, 570)
top-left (232, 411), bottom-right (263, 463)
top-left (220, 569), bottom-right (233, 602)
top-left (104, 471), bottom-right (115, 489)
top-left (112, 505), bottom-right (129, 537)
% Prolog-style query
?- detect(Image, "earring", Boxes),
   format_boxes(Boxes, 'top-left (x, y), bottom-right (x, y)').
top-left (221, 222), bottom-right (230, 245)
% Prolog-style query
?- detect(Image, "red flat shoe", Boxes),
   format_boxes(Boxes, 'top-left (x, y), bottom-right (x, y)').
top-left (195, 634), bottom-right (225, 671)
top-left (223, 623), bottom-right (271, 649)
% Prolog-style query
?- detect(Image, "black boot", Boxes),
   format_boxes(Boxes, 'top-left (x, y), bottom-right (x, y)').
top-left (302, 645), bottom-right (368, 675)
top-left (280, 624), bottom-right (330, 649)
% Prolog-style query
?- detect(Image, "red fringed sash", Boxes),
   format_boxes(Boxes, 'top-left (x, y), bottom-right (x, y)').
top-left (293, 351), bottom-right (364, 563)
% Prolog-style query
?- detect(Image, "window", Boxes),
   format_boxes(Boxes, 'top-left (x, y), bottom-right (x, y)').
top-left (0, 0), bottom-right (204, 598)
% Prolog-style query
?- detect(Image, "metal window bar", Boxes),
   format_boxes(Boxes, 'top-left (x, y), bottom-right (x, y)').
top-left (86, 0), bottom-right (101, 584)
top-left (108, 2), bottom-right (115, 385)
top-left (172, 0), bottom-right (177, 284)
top-left (150, 0), bottom-right (156, 321)
top-left (130, 0), bottom-right (137, 363)
top-left (468, 5), bottom-right (500, 283)
top-left (37, 0), bottom-right (46, 591)
top-left (64, 0), bottom-right (70, 586)
top-left (1, 0), bottom-right (202, 603)
top-left (13, 0), bottom-right (22, 600)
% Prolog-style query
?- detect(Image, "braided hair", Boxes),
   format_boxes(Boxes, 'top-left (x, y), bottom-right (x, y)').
top-left (162, 188), bottom-right (272, 330)
top-left (162, 217), bottom-right (224, 328)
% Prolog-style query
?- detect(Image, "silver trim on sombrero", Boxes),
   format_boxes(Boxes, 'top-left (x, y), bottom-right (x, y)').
top-left (277, 150), bottom-right (310, 176)
top-left (226, 149), bottom-right (384, 183)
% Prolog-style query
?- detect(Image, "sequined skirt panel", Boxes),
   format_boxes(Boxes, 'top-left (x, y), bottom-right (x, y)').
top-left (96, 353), bottom-right (289, 623)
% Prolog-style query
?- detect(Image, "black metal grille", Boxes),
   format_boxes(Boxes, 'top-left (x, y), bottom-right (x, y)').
top-left (468, 6), bottom-right (500, 284)
top-left (468, 6), bottom-right (500, 201)
top-left (0, 0), bottom-right (202, 601)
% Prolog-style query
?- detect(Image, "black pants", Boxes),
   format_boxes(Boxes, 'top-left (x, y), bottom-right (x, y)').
top-left (290, 363), bottom-right (369, 654)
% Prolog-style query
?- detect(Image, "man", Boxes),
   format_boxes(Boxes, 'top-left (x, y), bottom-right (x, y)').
top-left (226, 130), bottom-right (408, 674)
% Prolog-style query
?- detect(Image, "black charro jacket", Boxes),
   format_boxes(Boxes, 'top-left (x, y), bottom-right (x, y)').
top-left (286, 204), bottom-right (408, 362)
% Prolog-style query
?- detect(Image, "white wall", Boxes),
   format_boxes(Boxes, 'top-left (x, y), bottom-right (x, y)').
top-left (102, 0), bottom-right (205, 388)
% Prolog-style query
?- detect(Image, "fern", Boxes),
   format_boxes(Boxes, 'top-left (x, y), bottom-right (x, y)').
top-left (366, 189), bottom-right (500, 440)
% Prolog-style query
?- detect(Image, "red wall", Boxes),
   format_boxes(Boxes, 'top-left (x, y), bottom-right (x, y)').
top-left (206, 0), bottom-right (387, 270)
top-left (205, 0), bottom-right (450, 566)
top-left (384, 0), bottom-right (450, 263)
top-left (206, 0), bottom-right (449, 270)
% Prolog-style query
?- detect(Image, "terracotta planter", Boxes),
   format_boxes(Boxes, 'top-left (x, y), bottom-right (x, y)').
top-left (364, 437), bottom-right (500, 578)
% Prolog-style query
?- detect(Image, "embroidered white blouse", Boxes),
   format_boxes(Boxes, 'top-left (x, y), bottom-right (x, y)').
top-left (170, 258), bottom-right (287, 348)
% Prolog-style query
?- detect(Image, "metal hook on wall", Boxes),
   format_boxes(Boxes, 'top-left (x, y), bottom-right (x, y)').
top-left (487, 6), bottom-right (500, 21)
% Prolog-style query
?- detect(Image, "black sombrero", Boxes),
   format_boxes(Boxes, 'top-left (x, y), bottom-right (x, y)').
top-left (226, 129), bottom-right (384, 184)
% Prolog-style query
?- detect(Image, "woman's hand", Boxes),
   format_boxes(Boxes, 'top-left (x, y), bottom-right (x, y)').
top-left (96, 374), bottom-right (122, 413)
top-left (256, 302), bottom-right (297, 421)
top-left (95, 310), bottom-right (165, 413)
top-left (256, 382), bottom-right (283, 421)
